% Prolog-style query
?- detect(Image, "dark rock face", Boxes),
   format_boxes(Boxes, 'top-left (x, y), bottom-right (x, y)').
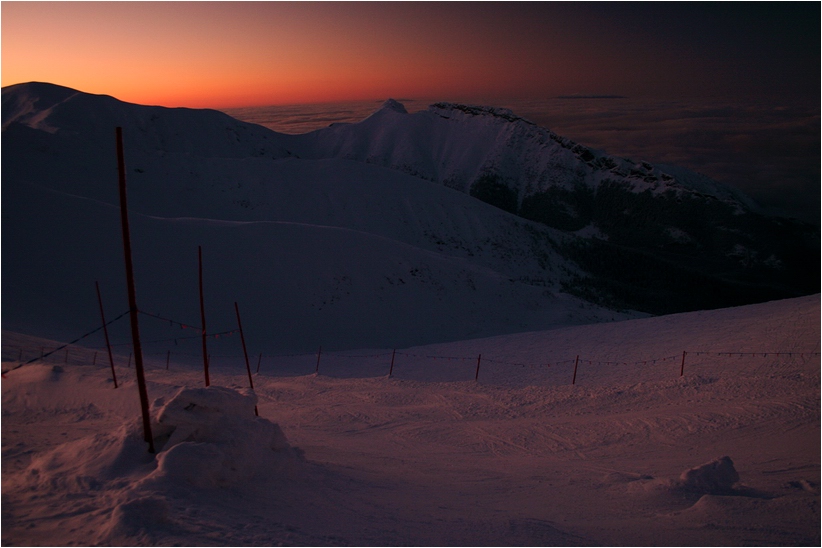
top-left (470, 173), bottom-right (519, 215)
top-left (464, 155), bottom-right (818, 315)
top-left (530, 182), bottom-right (820, 314)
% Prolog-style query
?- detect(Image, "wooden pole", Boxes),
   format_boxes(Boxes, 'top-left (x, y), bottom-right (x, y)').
top-left (680, 351), bottom-right (687, 377)
top-left (256, 352), bottom-right (262, 374)
top-left (315, 346), bottom-right (322, 374)
top-left (235, 302), bottom-right (258, 416)
top-left (198, 245), bottom-right (210, 387)
top-left (388, 349), bottom-right (396, 377)
top-left (116, 127), bottom-right (154, 453)
top-left (475, 353), bottom-right (482, 381)
top-left (166, 350), bottom-right (171, 370)
top-left (572, 355), bottom-right (580, 385)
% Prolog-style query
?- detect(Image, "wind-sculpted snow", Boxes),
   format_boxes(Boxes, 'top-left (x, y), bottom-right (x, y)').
top-left (3, 381), bottom-right (301, 544)
top-left (148, 386), bottom-right (297, 488)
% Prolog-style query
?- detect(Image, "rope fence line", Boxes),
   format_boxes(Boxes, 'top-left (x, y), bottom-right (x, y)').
top-left (136, 310), bottom-right (240, 340)
top-left (6, 342), bottom-right (819, 370)
top-left (138, 310), bottom-right (201, 331)
top-left (1, 310), bottom-right (131, 375)
top-left (156, 349), bottom-right (819, 370)
top-left (86, 330), bottom-right (240, 349)
top-left (3, 308), bottom-right (819, 383)
top-left (65, 310), bottom-right (242, 351)
top-left (0, 308), bottom-right (242, 375)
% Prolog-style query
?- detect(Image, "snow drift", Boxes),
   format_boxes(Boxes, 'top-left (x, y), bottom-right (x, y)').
top-left (149, 386), bottom-right (297, 487)
top-left (5, 384), bottom-right (301, 544)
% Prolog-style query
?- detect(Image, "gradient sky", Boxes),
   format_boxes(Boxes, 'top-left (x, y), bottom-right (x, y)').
top-left (2, 2), bottom-right (819, 108)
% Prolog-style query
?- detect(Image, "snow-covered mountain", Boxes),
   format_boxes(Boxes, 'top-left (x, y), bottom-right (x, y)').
top-left (2, 83), bottom-right (626, 352)
top-left (295, 99), bottom-right (758, 209)
top-left (290, 98), bottom-right (819, 313)
top-left (2, 82), bottom-right (817, 352)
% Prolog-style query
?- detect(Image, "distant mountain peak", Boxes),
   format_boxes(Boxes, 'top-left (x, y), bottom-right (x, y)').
top-left (380, 98), bottom-right (408, 114)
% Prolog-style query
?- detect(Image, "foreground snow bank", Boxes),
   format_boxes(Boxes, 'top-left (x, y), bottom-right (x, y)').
top-left (148, 386), bottom-right (297, 488)
top-left (2, 295), bottom-right (818, 546)
top-left (6, 385), bottom-right (301, 544)
top-left (23, 386), bottom-right (298, 492)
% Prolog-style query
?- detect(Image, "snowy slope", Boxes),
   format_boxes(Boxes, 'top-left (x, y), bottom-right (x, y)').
top-left (2, 81), bottom-right (817, 353)
top-left (2, 82), bottom-right (628, 353)
top-left (2, 295), bottom-right (819, 545)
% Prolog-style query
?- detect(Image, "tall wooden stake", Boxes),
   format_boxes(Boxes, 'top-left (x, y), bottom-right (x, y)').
top-left (388, 349), bottom-right (396, 377)
top-left (680, 351), bottom-right (687, 377)
top-left (475, 354), bottom-right (482, 381)
top-left (166, 350), bottom-right (171, 370)
top-left (116, 127), bottom-right (154, 453)
top-left (95, 281), bottom-right (118, 388)
top-left (572, 355), bottom-right (580, 385)
top-left (199, 245), bottom-right (210, 386)
top-left (256, 352), bottom-right (262, 374)
top-left (315, 346), bottom-right (322, 374)
top-left (235, 301), bottom-right (258, 416)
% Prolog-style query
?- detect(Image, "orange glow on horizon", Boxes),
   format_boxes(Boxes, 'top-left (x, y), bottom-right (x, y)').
top-left (4, 2), bottom-right (813, 109)
top-left (0, 2), bottom-right (618, 109)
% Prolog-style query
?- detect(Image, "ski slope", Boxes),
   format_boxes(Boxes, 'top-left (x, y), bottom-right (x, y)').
top-left (2, 295), bottom-right (819, 546)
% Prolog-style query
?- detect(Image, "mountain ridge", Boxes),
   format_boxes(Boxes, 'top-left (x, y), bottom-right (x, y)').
top-left (300, 97), bottom-right (760, 212)
top-left (3, 82), bottom-right (632, 352)
top-left (2, 82), bottom-right (817, 350)
top-left (284, 95), bottom-right (818, 312)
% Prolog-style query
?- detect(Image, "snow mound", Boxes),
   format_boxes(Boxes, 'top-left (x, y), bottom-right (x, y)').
top-left (17, 386), bottom-right (298, 497)
top-left (147, 386), bottom-right (298, 488)
top-left (675, 456), bottom-right (740, 494)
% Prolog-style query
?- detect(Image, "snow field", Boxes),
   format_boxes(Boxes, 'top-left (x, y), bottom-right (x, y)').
top-left (2, 295), bottom-right (819, 545)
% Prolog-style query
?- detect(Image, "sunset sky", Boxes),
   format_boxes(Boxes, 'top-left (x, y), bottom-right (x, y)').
top-left (2, 2), bottom-right (819, 109)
